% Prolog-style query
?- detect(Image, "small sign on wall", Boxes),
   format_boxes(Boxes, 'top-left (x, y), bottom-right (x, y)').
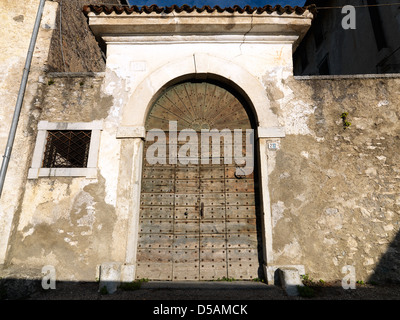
top-left (268, 142), bottom-right (278, 150)
top-left (131, 61), bottom-right (146, 71)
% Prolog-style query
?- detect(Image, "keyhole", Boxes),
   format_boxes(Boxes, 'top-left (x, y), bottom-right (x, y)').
top-left (184, 210), bottom-right (188, 216)
top-left (200, 202), bottom-right (204, 218)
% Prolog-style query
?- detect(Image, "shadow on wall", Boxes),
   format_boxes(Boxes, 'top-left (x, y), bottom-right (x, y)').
top-left (1, 277), bottom-right (400, 300)
top-left (1, 233), bottom-right (400, 299)
top-left (369, 229), bottom-right (400, 285)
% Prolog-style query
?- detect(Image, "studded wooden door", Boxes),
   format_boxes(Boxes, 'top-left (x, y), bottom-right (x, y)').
top-left (136, 81), bottom-right (261, 281)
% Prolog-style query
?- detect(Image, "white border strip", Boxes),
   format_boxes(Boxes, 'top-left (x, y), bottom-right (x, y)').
top-left (258, 126), bottom-right (285, 138)
top-left (295, 73), bottom-right (400, 80)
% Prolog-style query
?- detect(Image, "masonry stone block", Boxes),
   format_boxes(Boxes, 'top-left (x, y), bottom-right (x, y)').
top-left (278, 267), bottom-right (304, 296)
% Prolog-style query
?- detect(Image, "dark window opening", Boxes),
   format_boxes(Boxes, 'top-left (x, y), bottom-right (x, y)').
top-left (314, 25), bottom-right (324, 49)
top-left (318, 55), bottom-right (330, 75)
top-left (300, 46), bottom-right (309, 72)
top-left (312, 11), bottom-right (325, 50)
top-left (42, 130), bottom-right (91, 168)
top-left (367, 0), bottom-right (387, 51)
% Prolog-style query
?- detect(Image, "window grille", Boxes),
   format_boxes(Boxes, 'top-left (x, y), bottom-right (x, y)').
top-left (42, 130), bottom-right (91, 168)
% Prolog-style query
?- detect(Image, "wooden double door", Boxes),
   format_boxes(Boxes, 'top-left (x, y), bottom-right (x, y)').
top-left (135, 81), bottom-right (262, 281)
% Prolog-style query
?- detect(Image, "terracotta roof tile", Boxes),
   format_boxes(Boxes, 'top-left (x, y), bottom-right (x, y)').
top-left (83, 4), bottom-right (316, 16)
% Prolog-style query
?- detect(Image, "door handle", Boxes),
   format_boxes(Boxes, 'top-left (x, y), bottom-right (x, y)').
top-left (234, 166), bottom-right (246, 179)
top-left (200, 202), bottom-right (204, 218)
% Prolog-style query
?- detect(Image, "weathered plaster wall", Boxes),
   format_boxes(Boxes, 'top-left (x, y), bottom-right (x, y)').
top-left (4, 74), bottom-right (126, 281)
top-left (5, 71), bottom-right (399, 284)
top-left (267, 76), bottom-right (400, 283)
top-left (1, 7), bottom-right (399, 285)
top-left (0, 0), bottom-right (59, 265)
top-left (0, 0), bottom-right (122, 269)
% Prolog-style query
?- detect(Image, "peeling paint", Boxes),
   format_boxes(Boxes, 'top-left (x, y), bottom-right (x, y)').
top-left (283, 101), bottom-right (316, 135)
top-left (272, 201), bottom-right (286, 227)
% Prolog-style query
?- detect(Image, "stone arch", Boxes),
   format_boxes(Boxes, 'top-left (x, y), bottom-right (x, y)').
top-left (118, 53), bottom-right (281, 131)
top-left (145, 76), bottom-right (259, 132)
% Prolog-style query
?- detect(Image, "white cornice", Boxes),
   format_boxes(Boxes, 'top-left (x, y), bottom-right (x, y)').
top-left (88, 11), bottom-right (312, 49)
top-left (103, 34), bottom-right (299, 45)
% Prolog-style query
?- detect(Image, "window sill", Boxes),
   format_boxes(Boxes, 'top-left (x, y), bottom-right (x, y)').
top-left (28, 167), bottom-right (97, 179)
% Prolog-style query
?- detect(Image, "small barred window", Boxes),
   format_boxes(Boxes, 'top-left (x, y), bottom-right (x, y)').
top-left (28, 121), bottom-right (102, 179)
top-left (42, 130), bottom-right (92, 168)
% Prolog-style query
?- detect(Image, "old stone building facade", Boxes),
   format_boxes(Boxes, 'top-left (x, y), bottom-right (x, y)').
top-left (0, 2), bottom-right (399, 294)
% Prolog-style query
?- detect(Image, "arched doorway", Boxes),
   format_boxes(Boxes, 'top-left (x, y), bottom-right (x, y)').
top-left (135, 80), bottom-right (262, 281)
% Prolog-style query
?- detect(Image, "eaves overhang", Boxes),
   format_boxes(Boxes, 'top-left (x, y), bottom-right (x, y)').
top-left (84, 5), bottom-right (314, 50)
